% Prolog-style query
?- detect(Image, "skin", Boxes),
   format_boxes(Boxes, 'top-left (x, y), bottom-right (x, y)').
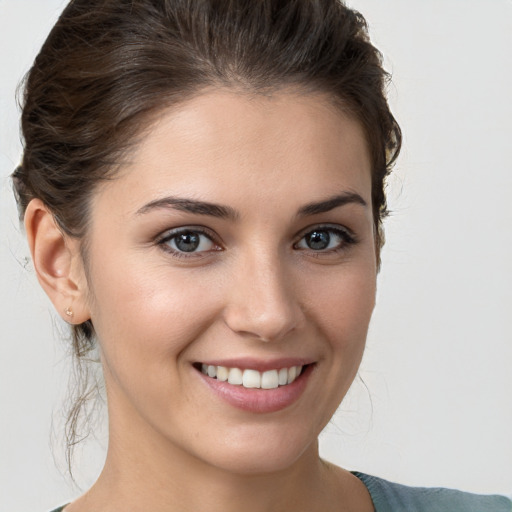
top-left (26, 90), bottom-right (376, 512)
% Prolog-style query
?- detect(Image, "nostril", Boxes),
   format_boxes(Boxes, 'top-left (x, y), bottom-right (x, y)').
top-left (223, 312), bottom-right (300, 344)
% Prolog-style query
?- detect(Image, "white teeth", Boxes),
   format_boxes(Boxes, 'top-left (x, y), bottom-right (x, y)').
top-left (217, 366), bottom-right (229, 382)
top-left (278, 368), bottom-right (288, 386)
top-left (200, 364), bottom-right (305, 389)
top-left (261, 370), bottom-right (279, 389)
top-left (243, 369), bottom-right (261, 389)
top-left (287, 366), bottom-right (297, 384)
top-left (228, 367), bottom-right (243, 385)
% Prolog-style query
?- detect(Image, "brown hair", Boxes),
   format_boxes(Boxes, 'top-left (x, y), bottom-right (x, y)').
top-left (13, 0), bottom-right (401, 470)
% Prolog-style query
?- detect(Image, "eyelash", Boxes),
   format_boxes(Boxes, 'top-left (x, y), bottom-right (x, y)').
top-left (156, 224), bottom-right (357, 260)
top-left (157, 227), bottom-right (221, 259)
top-left (293, 224), bottom-right (357, 257)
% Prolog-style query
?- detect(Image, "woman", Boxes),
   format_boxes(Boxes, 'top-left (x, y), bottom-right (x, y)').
top-left (6, 0), bottom-right (511, 511)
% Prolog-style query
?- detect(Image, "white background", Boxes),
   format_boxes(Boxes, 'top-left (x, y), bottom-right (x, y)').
top-left (1, 0), bottom-right (511, 510)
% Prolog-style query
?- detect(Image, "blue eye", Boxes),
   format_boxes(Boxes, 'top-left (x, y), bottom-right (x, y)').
top-left (295, 226), bottom-right (355, 252)
top-left (159, 228), bottom-right (218, 255)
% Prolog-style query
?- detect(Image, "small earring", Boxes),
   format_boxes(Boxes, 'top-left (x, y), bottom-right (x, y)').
top-left (65, 307), bottom-right (74, 319)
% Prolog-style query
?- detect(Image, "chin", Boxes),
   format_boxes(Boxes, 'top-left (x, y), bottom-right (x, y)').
top-left (208, 448), bottom-right (309, 476)
top-left (189, 423), bottom-right (320, 476)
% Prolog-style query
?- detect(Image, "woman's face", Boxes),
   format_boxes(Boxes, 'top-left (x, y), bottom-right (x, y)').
top-left (80, 90), bottom-right (377, 474)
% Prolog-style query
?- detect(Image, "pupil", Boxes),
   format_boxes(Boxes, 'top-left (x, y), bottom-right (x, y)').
top-left (176, 232), bottom-right (200, 252)
top-left (308, 231), bottom-right (330, 250)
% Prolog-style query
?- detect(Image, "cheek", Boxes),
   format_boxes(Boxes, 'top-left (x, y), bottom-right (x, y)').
top-left (308, 262), bottom-right (376, 361)
top-left (86, 255), bottom-right (223, 374)
top-left (312, 260), bottom-right (375, 323)
top-left (85, 259), bottom-right (229, 431)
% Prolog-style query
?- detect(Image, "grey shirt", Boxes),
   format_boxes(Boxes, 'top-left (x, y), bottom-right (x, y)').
top-left (353, 472), bottom-right (512, 512)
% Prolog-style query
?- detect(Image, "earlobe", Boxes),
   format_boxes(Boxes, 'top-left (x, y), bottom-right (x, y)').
top-left (24, 199), bottom-right (90, 324)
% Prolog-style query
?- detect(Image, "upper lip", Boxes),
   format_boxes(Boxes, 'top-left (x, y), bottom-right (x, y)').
top-left (194, 357), bottom-right (315, 372)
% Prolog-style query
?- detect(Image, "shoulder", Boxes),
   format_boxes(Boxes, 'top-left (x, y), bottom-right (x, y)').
top-left (352, 472), bottom-right (512, 512)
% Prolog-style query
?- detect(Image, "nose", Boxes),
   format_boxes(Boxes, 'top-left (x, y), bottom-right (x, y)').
top-left (222, 251), bottom-right (304, 342)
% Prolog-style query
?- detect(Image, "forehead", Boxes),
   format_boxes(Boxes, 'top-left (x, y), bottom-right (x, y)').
top-left (93, 89), bottom-right (372, 217)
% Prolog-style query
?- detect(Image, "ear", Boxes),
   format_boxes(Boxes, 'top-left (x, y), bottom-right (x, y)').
top-left (24, 199), bottom-right (91, 324)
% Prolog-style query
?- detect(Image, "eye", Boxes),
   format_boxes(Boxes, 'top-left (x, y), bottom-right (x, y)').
top-left (294, 225), bottom-right (355, 252)
top-left (158, 227), bottom-right (220, 256)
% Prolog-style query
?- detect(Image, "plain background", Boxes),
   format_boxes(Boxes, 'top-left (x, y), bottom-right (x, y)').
top-left (1, 0), bottom-right (511, 510)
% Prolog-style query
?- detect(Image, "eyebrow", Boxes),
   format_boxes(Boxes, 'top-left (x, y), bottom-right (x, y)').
top-left (136, 196), bottom-right (239, 220)
top-left (297, 192), bottom-right (367, 217)
top-left (136, 191), bottom-right (367, 220)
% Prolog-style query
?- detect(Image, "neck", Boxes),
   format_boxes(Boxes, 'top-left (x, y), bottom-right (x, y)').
top-left (67, 379), bottom-right (373, 512)
top-left (94, 439), bottom-right (331, 512)
top-left (72, 425), bottom-right (357, 512)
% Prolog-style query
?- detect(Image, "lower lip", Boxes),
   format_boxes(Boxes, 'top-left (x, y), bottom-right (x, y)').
top-left (196, 365), bottom-right (314, 414)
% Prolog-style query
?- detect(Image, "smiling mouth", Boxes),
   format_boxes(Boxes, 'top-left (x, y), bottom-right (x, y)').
top-left (194, 363), bottom-right (308, 390)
